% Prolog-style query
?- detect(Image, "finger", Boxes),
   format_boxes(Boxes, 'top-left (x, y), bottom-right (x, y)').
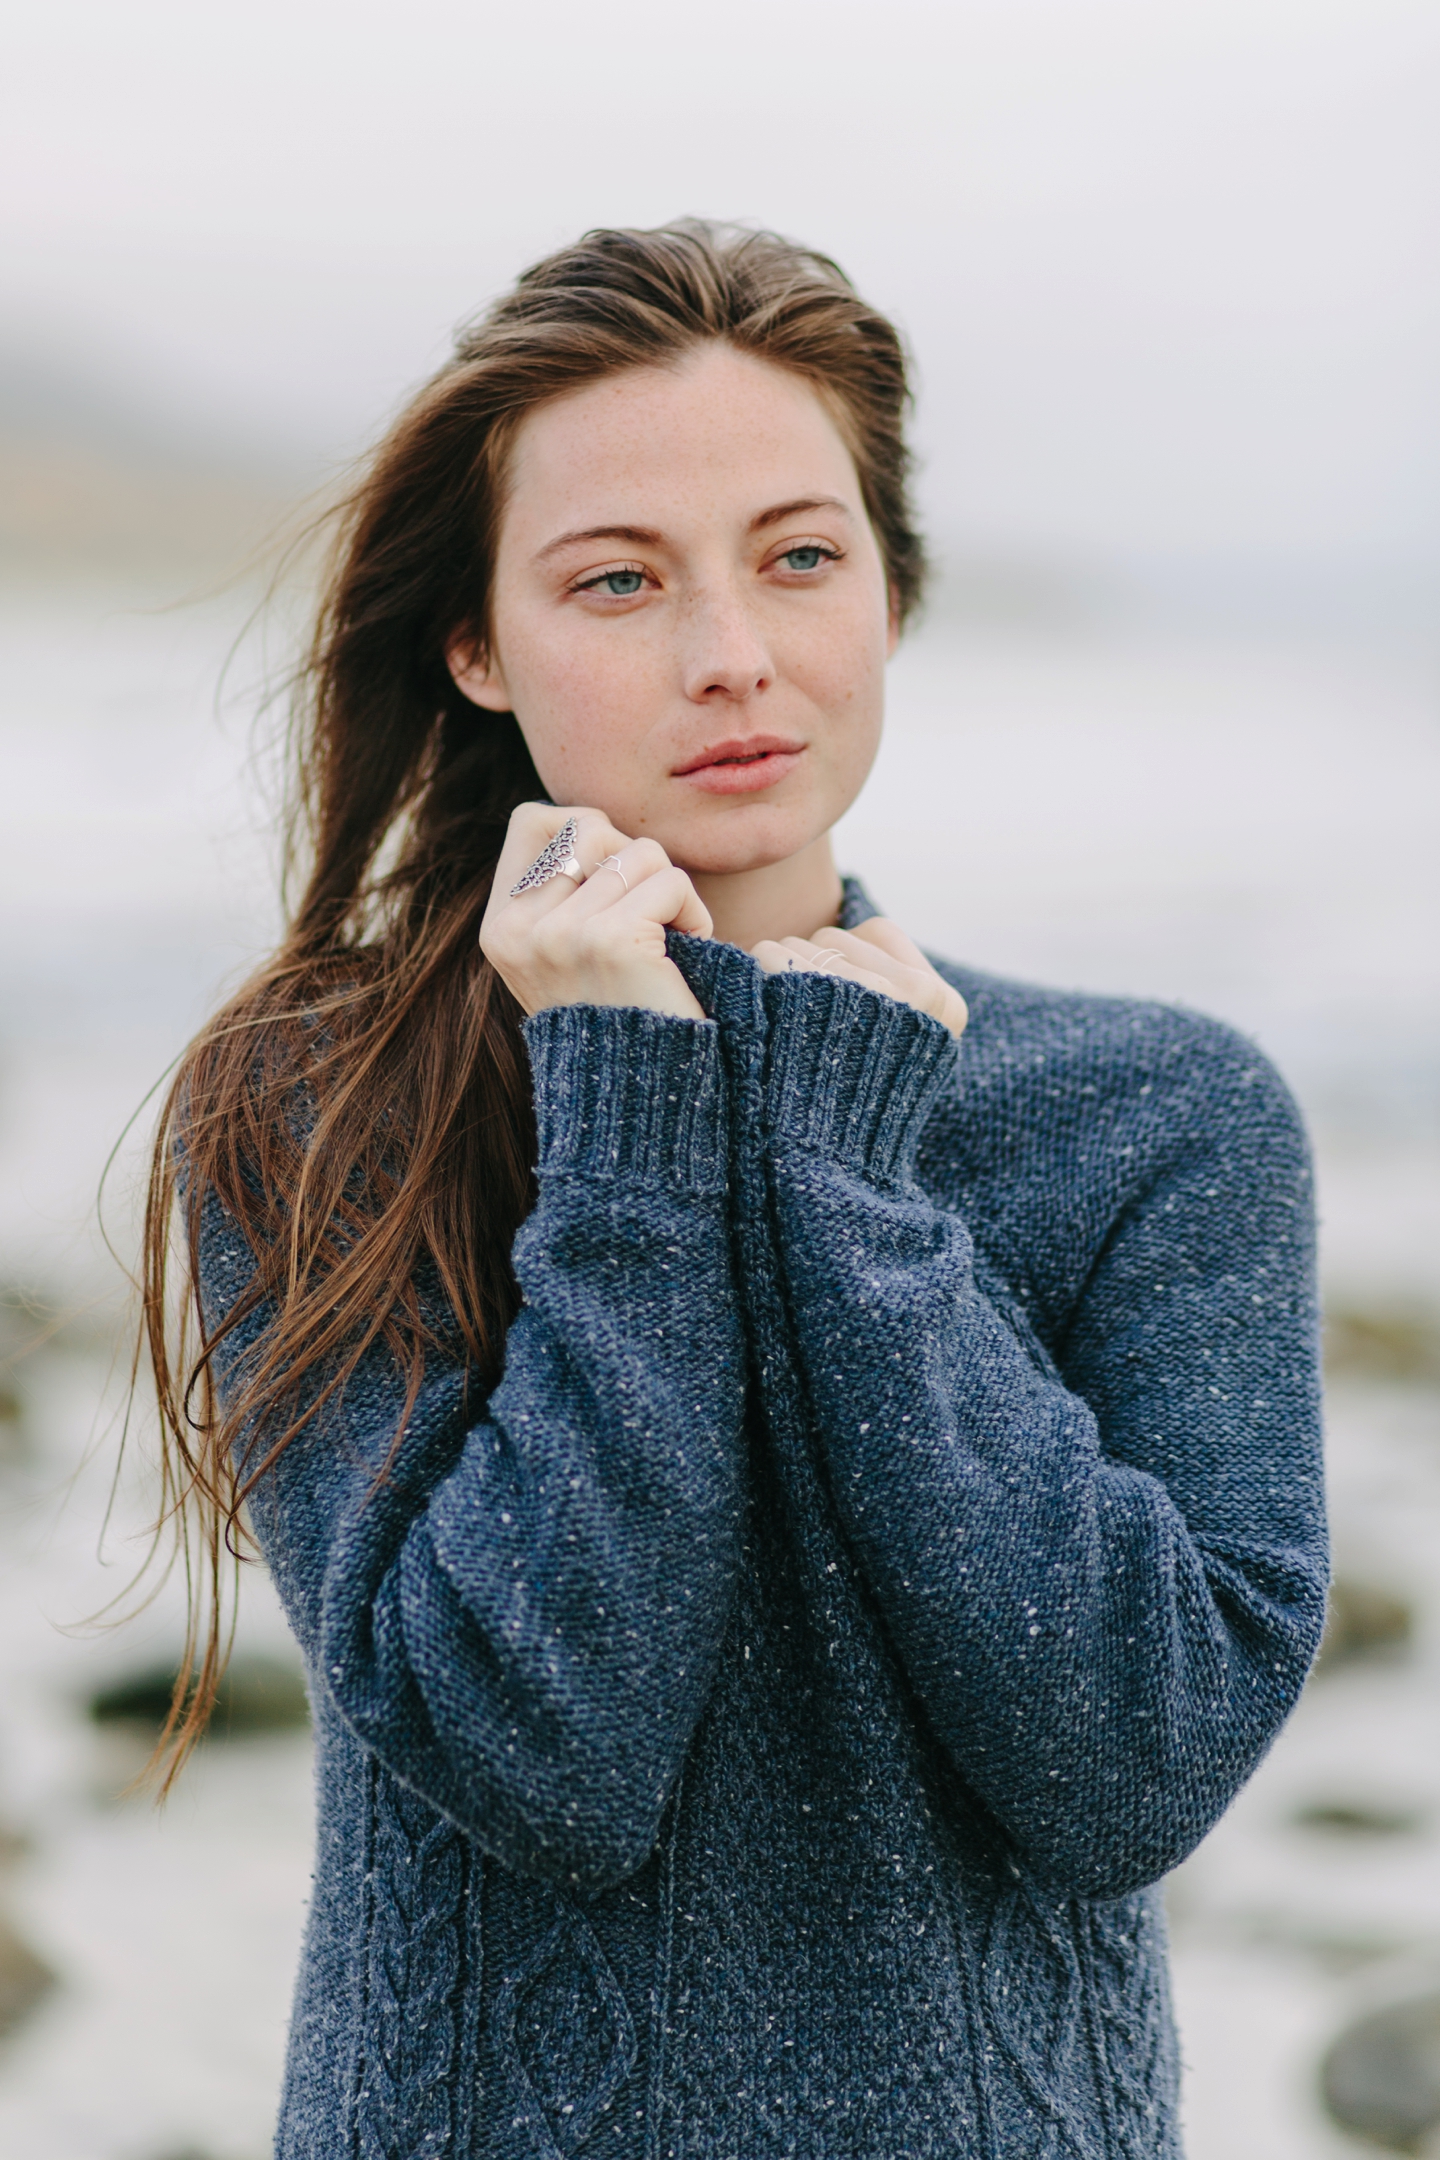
top-left (491, 802), bottom-right (579, 897)
top-left (753, 939), bottom-right (812, 975)
top-left (606, 862), bottom-right (713, 940)
top-left (755, 931), bottom-right (967, 1039)
top-left (811, 927), bottom-right (918, 989)
top-left (775, 931), bottom-right (922, 1002)
top-left (849, 916), bottom-right (931, 970)
top-left (753, 937), bottom-right (864, 979)
top-left (788, 950), bottom-right (909, 1003)
top-left (538, 866), bottom-right (712, 968)
top-left (539, 841), bottom-right (711, 941)
top-left (492, 805), bottom-right (631, 915)
top-left (847, 920), bottom-right (968, 1038)
top-left (559, 837), bottom-right (683, 922)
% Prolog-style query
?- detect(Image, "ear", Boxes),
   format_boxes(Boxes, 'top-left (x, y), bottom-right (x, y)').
top-left (446, 631), bottom-right (512, 713)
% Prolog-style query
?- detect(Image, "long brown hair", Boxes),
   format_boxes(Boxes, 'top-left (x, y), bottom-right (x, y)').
top-left (140, 218), bottom-right (927, 1781)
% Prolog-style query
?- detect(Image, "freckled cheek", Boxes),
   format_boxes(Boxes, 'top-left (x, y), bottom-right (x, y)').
top-left (510, 617), bottom-right (665, 792)
top-left (796, 635), bottom-right (885, 813)
top-left (790, 621), bottom-right (886, 735)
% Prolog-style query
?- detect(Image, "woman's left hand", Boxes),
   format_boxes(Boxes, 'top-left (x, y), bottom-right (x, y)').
top-left (752, 918), bottom-right (968, 1040)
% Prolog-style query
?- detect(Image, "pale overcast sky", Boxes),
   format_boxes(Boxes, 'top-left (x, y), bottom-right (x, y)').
top-left (3, 0), bottom-right (1437, 573)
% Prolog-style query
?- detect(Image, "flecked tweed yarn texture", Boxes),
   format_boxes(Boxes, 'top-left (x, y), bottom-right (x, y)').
top-left (196, 880), bottom-right (1328, 2158)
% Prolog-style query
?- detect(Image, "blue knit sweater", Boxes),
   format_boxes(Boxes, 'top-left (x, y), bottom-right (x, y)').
top-left (198, 883), bottom-right (1327, 2159)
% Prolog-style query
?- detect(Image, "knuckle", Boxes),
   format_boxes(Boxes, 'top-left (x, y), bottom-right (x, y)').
top-left (480, 913), bottom-right (515, 959)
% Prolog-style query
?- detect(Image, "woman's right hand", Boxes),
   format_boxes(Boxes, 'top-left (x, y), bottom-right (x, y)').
top-left (481, 804), bottom-right (713, 1020)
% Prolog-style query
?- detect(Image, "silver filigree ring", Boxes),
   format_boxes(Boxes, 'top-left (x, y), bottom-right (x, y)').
top-left (510, 817), bottom-right (585, 896)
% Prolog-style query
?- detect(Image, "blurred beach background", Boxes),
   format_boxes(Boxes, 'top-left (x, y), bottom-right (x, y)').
top-left (1, 2), bottom-right (1438, 2153)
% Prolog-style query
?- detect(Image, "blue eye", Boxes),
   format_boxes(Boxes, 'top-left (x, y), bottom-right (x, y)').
top-left (781, 546), bottom-right (828, 572)
top-left (596, 569), bottom-right (644, 596)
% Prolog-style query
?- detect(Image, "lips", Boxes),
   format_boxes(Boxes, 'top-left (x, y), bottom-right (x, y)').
top-left (673, 735), bottom-right (806, 795)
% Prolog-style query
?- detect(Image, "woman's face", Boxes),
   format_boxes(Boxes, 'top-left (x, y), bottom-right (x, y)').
top-left (449, 343), bottom-right (896, 878)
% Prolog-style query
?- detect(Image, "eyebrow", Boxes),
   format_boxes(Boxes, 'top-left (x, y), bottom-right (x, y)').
top-left (533, 497), bottom-right (854, 564)
top-left (534, 523), bottom-right (662, 563)
top-left (749, 495), bottom-right (852, 532)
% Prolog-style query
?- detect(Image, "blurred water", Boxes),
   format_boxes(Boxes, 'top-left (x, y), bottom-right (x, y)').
top-left (0, 580), bottom-right (1436, 2157)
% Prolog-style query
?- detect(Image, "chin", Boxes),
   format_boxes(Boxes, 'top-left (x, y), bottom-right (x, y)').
top-left (667, 805), bottom-right (825, 879)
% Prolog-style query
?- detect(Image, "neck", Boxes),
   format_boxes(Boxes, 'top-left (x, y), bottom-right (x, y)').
top-left (689, 832), bottom-right (844, 952)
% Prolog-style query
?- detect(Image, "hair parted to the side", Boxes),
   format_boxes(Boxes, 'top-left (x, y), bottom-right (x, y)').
top-left (139, 218), bottom-right (927, 1785)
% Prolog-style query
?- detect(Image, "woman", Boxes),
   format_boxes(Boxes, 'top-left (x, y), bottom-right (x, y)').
top-left (146, 222), bottom-right (1326, 2158)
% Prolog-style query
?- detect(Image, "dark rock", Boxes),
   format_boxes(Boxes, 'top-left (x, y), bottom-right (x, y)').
top-left (89, 1653), bottom-right (310, 1738)
top-left (1325, 1305), bottom-right (1440, 1383)
top-left (1315, 1578), bottom-right (1414, 1674)
top-left (1293, 1800), bottom-right (1427, 1837)
top-left (146, 2148), bottom-right (268, 2160)
top-left (1321, 1992), bottom-right (1440, 2151)
top-left (0, 1380), bottom-right (24, 1467)
top-left (0, 1909), bottom-right (57, 2040)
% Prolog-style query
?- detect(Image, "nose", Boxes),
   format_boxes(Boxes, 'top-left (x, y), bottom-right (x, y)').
top-left (679, 583), bottom-right (774, 705)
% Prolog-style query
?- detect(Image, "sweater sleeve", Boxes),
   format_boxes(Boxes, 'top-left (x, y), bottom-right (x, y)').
top-left (759, 970), bottom-right (1328, 1899)
top-left (198, 1007), bottom-right (746, 1893)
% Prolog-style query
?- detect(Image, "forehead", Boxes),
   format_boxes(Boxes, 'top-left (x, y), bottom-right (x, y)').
top-left (500, 345), bottom-right (861, 539)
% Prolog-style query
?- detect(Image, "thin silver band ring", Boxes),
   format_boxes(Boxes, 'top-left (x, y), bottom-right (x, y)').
top-left (596, 853), bottom-right (630, 895)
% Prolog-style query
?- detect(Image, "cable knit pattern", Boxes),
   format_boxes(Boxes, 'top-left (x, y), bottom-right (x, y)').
top-left (1085, 1890), bottom-right (1182, 2158)
top-left (356, 1765), bottom-right (469, 2158)
top-left (979, 1872), bottom-right (1090, 2154)
top-left (197, 879), bottom-right (1327, 2158)
top-left (491, 1888), bottom-right (639, 2157)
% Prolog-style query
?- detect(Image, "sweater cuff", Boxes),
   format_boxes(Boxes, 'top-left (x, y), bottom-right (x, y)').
top-left (522, 1005), bottom-right (727, 1192)
top-left (761, 972), bottom-right (957, 1182)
